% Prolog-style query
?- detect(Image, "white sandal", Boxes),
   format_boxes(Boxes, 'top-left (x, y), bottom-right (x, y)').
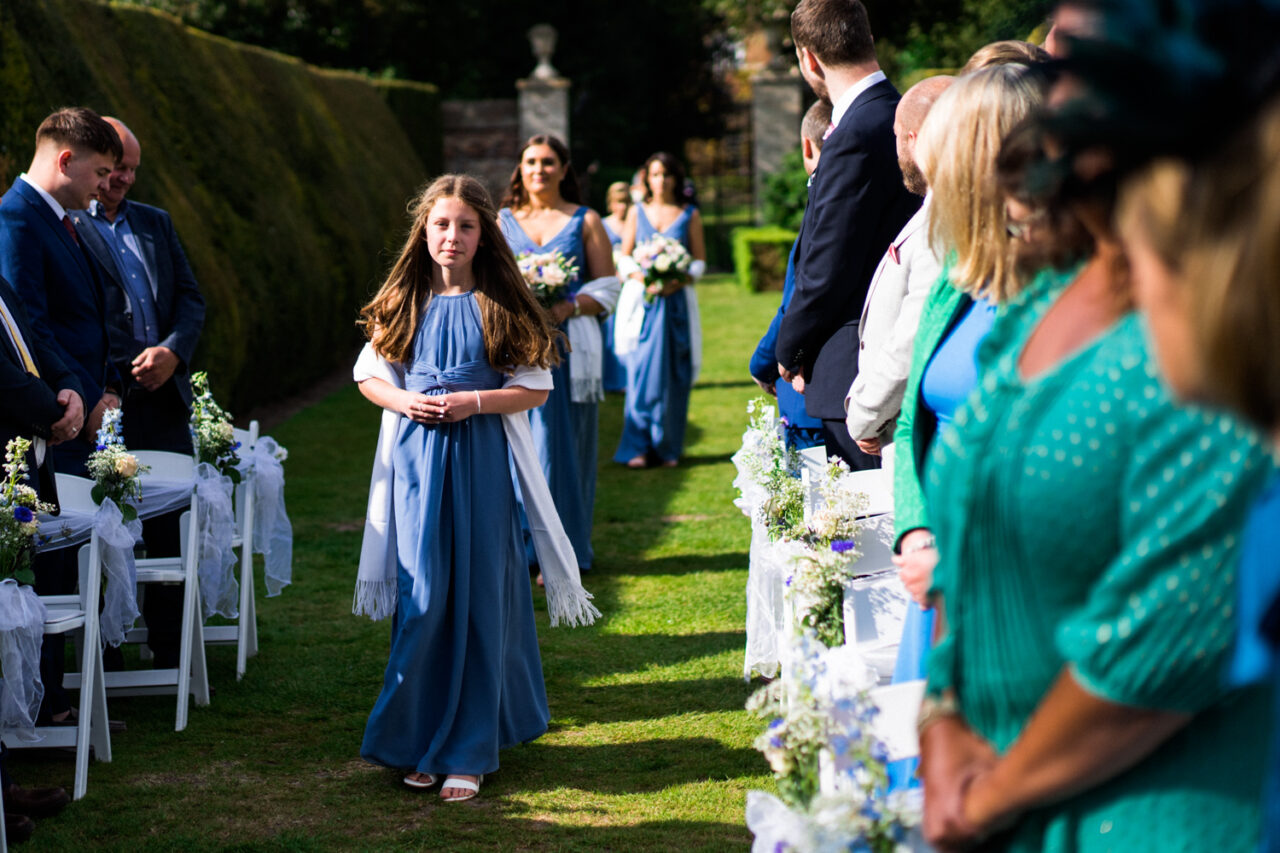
top-left (402, 772), bottom-right (438, 790)
top-left (439, 774), bottom-right (483, 802)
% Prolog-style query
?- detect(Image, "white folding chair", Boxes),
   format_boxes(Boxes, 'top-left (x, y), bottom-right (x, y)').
top-left (110, 451), bottom-right (210, 731)
top-left (3, 475), bottom-right (112, 801)
top-left (204, 421), bottom-right (260, 680)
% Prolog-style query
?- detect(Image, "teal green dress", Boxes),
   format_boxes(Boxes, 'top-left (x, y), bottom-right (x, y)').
top-left (924, 267), bottom-right (1273, 852)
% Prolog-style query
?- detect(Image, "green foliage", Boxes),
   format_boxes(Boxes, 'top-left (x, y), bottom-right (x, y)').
top-left (1, 0), bottom-right (429, 412)
top-left (732, 226), bottom-right (797, 293)
top-left (127, 0), bottom-right (732, 171)
top-left (372, 79), bottom-right (443, 176)
top-left (761, 148), bottom-right (809, 233)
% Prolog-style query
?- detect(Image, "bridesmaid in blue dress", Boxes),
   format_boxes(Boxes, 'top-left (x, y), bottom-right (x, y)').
top-left (614, 152), bottom-right (706, 468)
top-left (600, 181), bottom-right (630, 393)
top-left (356, 175), bottom-right (563, 803)
top-left (500, 135), bottom-right (617, 571)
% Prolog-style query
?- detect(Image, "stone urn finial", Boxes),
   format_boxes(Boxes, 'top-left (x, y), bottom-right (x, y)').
top-left (527, 23), bottom-right (560, 80)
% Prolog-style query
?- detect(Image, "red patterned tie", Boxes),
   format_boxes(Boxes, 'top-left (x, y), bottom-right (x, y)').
top-left (61, 215), bottom-right (80, 246)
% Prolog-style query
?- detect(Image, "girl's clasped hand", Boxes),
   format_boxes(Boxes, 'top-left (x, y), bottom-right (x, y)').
top-left (402, 391), bottom-right (478, 424)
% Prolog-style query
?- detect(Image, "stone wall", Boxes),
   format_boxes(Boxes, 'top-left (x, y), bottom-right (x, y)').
top-left (442, 99), bottom-right (520, 204)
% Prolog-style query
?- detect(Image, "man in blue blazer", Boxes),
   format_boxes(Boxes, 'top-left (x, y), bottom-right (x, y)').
top-left (775, 0), bottom-right (921, 469)
top-left (0, 107), bottom-right (122, 724)
top-left (0, 107), bottom-right (122, 478)
top-left (73, 118), bottom-right (206, 669)
top-left (73, 118), bottom-right (205, 455)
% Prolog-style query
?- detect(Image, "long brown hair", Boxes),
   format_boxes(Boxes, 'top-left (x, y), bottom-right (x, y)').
top-left (501, 134), bottom-right (581, 210)
top-left (359, 174), bottom-right (561, 370)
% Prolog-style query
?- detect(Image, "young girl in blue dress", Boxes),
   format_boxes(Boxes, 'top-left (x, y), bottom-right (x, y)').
top-left (353, 175), bottom-right (596, 804)
top-left (614, 152), bottom-right (706, 468)
top-left (499, 135), bottom-right (618, 573)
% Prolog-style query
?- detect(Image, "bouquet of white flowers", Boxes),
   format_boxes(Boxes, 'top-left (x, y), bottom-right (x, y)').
top-left (86, 407), bottom-right (148, 522)
top-left (516, 249), bottom-right (580, 310)
top-left (632, 234), bottom-right (692, 302)
top-left (190, 372), bottom-right (241, 483)
top-left (0, 438), bottom-right (55, 585)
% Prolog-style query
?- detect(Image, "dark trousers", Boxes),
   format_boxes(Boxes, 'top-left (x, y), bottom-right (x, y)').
top-left (122, 377), bottom-right (192, 667)
top-left (821, 418), bottom-right (881, 471)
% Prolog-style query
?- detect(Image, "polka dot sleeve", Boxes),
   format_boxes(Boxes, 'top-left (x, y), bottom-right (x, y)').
top-left (1055, 401), bottom-right (1269, 713)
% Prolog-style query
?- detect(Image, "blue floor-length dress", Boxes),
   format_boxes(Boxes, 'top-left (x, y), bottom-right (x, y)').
top-left (613, 204), bottom-right (694, 464)
top-left (499, 207), bottom-right (594, 569)
top-left (361, 292), bottom-right (549, 777)
top-left (601, 219), bottom-right (626, 393)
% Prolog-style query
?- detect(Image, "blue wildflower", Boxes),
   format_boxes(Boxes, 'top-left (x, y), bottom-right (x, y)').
top-left (96, 444), bottom-right (107, 452)
top-left (769, 736), bottom-right (783, 749)
top-left (830, 540), bottom-right (856, 554)
top-left (768, 717), bottom-right (784, 730)
top-left (870, 741), bottom-right (890, 764)
top-left (13, 506), bottom-right (33, 523)
top-left (784, 575), bottom-right (792, 587)
top-left (829, 734), bottom-right (850, 756)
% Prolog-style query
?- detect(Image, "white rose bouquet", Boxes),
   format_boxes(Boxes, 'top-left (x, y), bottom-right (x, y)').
top-left (515, 249), bottom-right (580, 310)
top-left (190, 371), bottom-right (242, 483)
top-left (0, 438), bottom-right (55, 584)
top-left (86, 407), bottom-right (148, 521)
top-left (632, 234), bottom-right (692, 303)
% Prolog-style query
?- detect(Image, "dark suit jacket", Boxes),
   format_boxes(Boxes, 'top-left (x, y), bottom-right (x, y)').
top-left (0, 275), bottom-right (84, 504)
top-left (0, 179), bottom-right (116, 408)
top-left (73, 200), bottom-right (205, 407)
top-left (775, 78), bottom-right (921, 421)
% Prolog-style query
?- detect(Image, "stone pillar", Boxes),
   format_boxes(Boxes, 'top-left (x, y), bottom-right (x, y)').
top-left (751, 68), bottom-right (803, 223)
top-left (517, 24), bottom-right (570, 146)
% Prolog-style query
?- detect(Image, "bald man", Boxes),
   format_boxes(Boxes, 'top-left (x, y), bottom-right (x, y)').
top-left (72, 118), bottom-right (205, 668)
top-left (843, 75), bottom-right (953, 453)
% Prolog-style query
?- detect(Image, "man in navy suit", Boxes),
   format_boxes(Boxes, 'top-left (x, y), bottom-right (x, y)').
top-left (73, 118), bottom-right (206, 669)
top-left (0, 107), bottom-right (122, 478)
top-left (0, 279), bottom-right (80, 839)
top-left (0, 107), bottom-right (121, 724)
top-left (775, 0), bottom-right (921, 469)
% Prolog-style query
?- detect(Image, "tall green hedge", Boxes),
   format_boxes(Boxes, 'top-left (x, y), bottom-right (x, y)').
top-left (0, 0), bottom-right (437, 412)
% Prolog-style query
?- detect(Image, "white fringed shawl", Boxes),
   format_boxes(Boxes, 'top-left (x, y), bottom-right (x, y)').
top-left (565, 275), bottom-right (621, 404)
top-left (352, 343), bottom-right (599, 627)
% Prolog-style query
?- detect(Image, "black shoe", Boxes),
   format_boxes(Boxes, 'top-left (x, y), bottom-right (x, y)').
top-left (5, 812), bottom-right (34, 843)
top-left (5, 784), bottom-right (68, 819)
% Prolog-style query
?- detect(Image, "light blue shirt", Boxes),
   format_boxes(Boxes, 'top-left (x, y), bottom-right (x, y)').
top-left (89, 199), bottom-right (159, 348)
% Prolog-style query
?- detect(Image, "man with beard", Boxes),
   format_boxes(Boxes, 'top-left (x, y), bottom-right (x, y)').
top-left (843, 75), bottom-right (952, 457)
top-left (774, 0), bottom-right (920, 468)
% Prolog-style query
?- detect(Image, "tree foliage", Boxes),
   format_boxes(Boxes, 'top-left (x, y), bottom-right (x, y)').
top-left (130, 0), bottom-right (733, 170)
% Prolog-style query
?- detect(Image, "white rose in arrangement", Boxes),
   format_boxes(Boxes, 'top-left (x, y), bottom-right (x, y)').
top-left (655, 255), bottom-right (672, 273)
top-left (114, 454), bottom-right (139, 478)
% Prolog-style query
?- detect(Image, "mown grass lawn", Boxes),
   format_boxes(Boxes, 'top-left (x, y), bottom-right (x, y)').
top-left (19, 274), bottom-right (781, 852)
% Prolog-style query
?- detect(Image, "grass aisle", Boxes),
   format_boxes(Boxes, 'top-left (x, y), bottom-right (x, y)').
top-left (22, 275), bottom-right (780, 852)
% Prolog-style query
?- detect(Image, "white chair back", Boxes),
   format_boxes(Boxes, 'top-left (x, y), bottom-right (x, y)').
top-left (133, 450), bottom-right (196, 480)
top-left (53, 473), bottom-right (96, 512)
top-left (867, 679), bottom-right (925, 762)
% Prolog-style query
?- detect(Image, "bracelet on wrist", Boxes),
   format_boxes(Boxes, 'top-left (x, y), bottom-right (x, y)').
top-left (903, 535), bottom-right (937, 555)
top-left (916, 692), bottom-right (961, 736)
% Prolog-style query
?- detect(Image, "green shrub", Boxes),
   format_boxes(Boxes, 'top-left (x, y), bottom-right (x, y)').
top-left (732, 226), bottom-right (797, 293)
top-left (373, 78), bottom-right (443, 176)
top-left (760, 148), bottom-right (809, 233)
top-left (0, 0), bottom-right (434, 413)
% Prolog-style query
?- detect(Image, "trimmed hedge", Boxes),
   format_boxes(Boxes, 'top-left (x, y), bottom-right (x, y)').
top-left (0, 0), bottom-right (438, 412)
top-left (374, 78), bottom-right (444, 177)
top-left (732, 226), bottom-right (797, 293)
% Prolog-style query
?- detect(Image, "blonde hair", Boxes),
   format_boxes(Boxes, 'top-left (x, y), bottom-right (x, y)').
top-left (359, 174), bottom-right (560, 370)
top-left (605, 181), bottom-right (630, 206)
top-left (915, 63), bottom-right (1045, 301)
top-left (960, 40), bottom-right (1049, 74)
top-left (1119, 101), bottom-right (1280, 427)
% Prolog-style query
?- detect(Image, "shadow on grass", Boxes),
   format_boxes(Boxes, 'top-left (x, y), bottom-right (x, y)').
top-left (539, 629), bottom-right (745, 679)
top-left (587, 551), bottom-right (747, 577)
top-left (562, 677), bottom-right (756, 725)
top-left (500, 738), bottom-right (761, 795)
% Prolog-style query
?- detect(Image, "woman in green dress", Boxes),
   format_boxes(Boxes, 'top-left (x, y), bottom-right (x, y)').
top-left (917, 120), bottom-right (1273, 852)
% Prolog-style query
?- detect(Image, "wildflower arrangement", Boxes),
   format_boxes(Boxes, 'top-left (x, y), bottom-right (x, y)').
top-left (746, 632), bottom-right (921, 851)
top-left (789, 541), bottom-right (863, 648)
top-left (0, 438), bottom-right (55, 585)
top-left (85, 407), bottom-right (147, 522)
top-left (515, 249), bottom-right (580, 310)
top-left (737, 397), bottom-right (806, 541)
top-left (190, 372), bottom-right (241, 483)
top-left (632, 234), bottom-right (692, 302)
